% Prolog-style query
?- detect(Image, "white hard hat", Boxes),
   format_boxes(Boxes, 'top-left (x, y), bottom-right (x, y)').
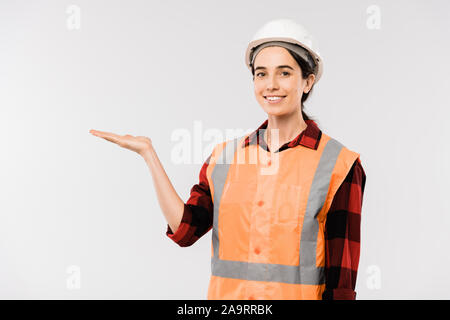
top-left (245, 18), bottom-right (323, 83)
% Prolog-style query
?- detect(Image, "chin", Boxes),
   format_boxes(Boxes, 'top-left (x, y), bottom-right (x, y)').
top-left (259, 99), bottom-right (293, 115)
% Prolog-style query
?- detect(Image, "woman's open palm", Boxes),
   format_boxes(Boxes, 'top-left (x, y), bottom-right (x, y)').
top-left (89, 129), bottom-right (152, 156)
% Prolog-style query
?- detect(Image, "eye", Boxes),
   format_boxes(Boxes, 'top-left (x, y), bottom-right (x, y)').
top-left (255, 71), bottom-right (290, 77)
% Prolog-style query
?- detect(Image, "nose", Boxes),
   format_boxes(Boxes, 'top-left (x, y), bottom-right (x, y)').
top-left (266, 74), bottom-right (279, 91)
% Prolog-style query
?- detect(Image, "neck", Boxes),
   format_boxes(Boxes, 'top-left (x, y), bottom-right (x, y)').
top-left (264, 108), bottom-right (308, 151)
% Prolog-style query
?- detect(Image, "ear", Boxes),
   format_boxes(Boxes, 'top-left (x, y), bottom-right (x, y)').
top-left (304, 73), bottom-right (316, 93)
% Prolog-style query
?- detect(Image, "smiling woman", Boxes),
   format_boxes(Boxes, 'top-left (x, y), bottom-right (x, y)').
top-left (89, 18), bottom-right (366, 301)
top-left (164, 18), bottom-right (366, 301)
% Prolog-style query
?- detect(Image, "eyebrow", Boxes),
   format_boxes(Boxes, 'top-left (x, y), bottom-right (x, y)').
top-left (254, 65), bottom-right (294, 71)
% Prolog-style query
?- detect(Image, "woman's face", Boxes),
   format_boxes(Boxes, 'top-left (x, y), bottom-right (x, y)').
top-left (253, 46), bottom-right (315, 117)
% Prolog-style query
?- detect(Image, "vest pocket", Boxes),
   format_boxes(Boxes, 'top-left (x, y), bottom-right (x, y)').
top-left (272, 183), bottom-right (303, 225)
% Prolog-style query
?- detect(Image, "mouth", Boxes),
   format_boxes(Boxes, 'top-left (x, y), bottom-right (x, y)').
top-left (264, 95), bottom-right (287, 104)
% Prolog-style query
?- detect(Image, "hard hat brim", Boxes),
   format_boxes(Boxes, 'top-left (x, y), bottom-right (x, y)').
top-left (245, 37), bottom-right (323, 83)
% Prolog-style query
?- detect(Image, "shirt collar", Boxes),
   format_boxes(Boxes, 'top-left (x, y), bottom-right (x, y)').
top-left (241, 118), bottom-right (322, 151)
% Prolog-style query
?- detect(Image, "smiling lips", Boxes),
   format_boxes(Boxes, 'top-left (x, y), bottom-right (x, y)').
top-left (264, 95), bottom-right (286, 104)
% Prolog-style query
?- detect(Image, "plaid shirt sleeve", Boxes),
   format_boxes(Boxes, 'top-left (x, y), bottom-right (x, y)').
top-left (166, 154), bottom-right (214, 247)
top-left (322, 157), bottom-right (367, 300)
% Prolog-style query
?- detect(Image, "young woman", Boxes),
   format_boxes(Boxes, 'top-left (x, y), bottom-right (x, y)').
top-left (90, 19), bottom-right (366, 300)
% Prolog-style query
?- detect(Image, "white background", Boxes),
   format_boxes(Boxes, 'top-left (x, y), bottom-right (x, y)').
top-left (0, 0), bottom-right (449, 299)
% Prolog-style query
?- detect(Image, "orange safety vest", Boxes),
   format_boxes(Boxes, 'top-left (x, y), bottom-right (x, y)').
top-left (205, 131), bottom-right (360, 300)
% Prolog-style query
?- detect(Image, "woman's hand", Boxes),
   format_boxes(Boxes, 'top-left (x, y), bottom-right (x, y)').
top-left (89, 129), bottom-right (152, 156)
top-left (90, 128), bottom-right (185, 234)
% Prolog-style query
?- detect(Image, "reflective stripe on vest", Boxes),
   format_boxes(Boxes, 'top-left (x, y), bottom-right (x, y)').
top-left (206, 132), bottom-right (360, 299)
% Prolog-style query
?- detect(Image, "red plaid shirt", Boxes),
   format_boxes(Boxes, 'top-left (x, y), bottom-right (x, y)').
top-left (166, 119), bottom-right (366, 300)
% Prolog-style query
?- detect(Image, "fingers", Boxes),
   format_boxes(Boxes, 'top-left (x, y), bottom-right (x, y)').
top-left (90, 129), bottom-right (122, 144)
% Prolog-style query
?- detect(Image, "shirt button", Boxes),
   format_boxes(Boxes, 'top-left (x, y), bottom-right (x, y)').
top-left (249, 296), bottom-right (255, 300)
top-left (257, 200), bottom-right (264, 207)
top-left (267, 160), bottom-right (272, 166)
top-left (254, 248), bottom-right (260, 254)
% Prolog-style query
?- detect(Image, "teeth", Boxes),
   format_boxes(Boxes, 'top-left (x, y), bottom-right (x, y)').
top-left (266, 96), bottom-right (284, 101)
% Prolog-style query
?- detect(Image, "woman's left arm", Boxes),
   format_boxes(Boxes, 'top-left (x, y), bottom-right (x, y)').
top-left (322, 158), bottom-right (367, 300)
